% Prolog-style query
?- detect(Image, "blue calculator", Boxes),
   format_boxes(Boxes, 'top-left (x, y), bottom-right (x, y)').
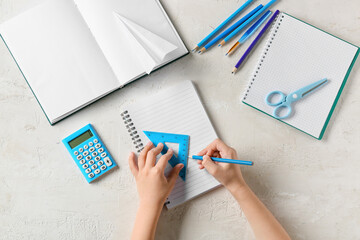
top-left (62, 124), bottom-right (117, 183)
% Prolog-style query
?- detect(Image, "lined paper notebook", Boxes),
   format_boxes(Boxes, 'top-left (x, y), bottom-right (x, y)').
top-left (242, 12), bottom-right (359, 139)
top-left (121, 81), bottom-right (220, 209)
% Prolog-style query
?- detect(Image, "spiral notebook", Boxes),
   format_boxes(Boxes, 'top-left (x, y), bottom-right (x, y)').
top-left (242, 12), bottom-right (359, 139)
top-left (121, 81), bottom-right (220, 209)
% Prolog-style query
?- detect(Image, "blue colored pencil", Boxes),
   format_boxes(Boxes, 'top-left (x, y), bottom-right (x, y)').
top-left (198, 4), bottom-right (263, 54)
top-left (192, 0), bottom-right (254, 52)
top-left (191, 155), bottom-right (253, 166)
top-left (232, 10), bottom-right (280, 74)
top-left (219, 0), bottom-right (278, 47)
top-left (226, 10), bottom-right (272, 56)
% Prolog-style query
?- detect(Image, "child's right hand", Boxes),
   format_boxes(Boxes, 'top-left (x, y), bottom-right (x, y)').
top-left (197, 139), bottom-right (247, 192)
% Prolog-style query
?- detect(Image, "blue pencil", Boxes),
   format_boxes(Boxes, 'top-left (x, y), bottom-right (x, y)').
top-left (198, 4), bottom-right (263, 54)
top-left (219, 0), bottom-right (278, 47)
top-left (192, 0), bottom-right (254, 52)
top-left (226, 10), bottom-right (272, 56)
top-left (232, 10), bottom-right (280, 74)
top-left (191, 155), bottom-right (254, 166)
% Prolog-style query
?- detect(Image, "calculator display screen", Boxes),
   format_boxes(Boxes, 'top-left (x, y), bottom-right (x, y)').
top-left (68, 130), bottom-right (93, 149)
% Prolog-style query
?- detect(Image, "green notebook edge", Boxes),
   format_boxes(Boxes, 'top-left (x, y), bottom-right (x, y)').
top-left (0, 34), bottom-right (52, 125)
top-left (242, 12), bottom-right (360, 140)
top-left (0, 35), bottom-right (189, 126)
top-left (319, 48), bottom-right (360, 140)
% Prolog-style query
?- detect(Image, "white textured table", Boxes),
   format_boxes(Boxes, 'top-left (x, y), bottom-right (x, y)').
top-left (1, 0), bottom-right (359, 239)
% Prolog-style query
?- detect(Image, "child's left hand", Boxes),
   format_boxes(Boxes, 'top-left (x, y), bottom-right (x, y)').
top-left (128, 142), bottom-right (184, 208)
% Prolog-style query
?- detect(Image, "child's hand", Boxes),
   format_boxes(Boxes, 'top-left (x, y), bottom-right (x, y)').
top-left (197, 139), bottom-right (247, 192)
top-left (128, 142), bottom-right (184, 208)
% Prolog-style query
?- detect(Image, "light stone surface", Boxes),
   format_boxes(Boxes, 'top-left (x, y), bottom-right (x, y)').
top-left (0, 0), bottom-right (359, 239)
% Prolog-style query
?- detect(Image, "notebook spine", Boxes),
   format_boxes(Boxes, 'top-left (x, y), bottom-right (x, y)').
top-left (121, 110), bottom-right (144, 153)
top-left (242, 13), bottom-right (284, 101)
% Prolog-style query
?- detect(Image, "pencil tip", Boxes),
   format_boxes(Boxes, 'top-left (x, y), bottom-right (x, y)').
top-left (225, 53), bottom-right (228, 56)
top-left (198, 48), bottom-right (206, 54)
top-left (192, 46), bottom-right (199, 52)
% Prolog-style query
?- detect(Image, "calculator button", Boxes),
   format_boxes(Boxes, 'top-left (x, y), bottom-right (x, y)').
top-left (91, 164), bottom-right (98, 170)
top-left (95, 143), bottom-right (101, 149)
top-left (77, 155), bottom-right (83, 160)
top-left (89, 142), bottom-right (94, 147)
top-left (100, 165), bottom-right (107, 171)
top-left (93, 139), bottom-right (99, 144)
top-left (101, 152), bottom-right (107, 158)
top-left (95, 156), bottom-right (101, 161)
top-left (83, 151), bottom-right (89, 156)
top-left (88, 173), bottom-right (95, 178)
top-left (98, 148), bottom-right (104, 153)
top-left (89, 160), bottom-right (95, 165)
top-left (104, 157), bottom-right (112, 166)
top-left (86, 155), bottom-right (91, 160)
top-left (80, 159), bottom-right (86, 164)
top-left (92, 152), bottom-right (98, 157)
top-left (94, 169), bottom-right (101, 174)
top-left (98, 161), bottom-right (104, 166)
top-left (74, 151), bottom-right (79, 156)
top-left (82, 164), bottom-right (89, 169)
top-left (89, 147), bottom-right (95, 152)
top-left (79, 148), bottom-right (83, 153)
top-left (84, 145), bottom-right (88, 150)
top-left (85, 168), bottom-right (91, 173)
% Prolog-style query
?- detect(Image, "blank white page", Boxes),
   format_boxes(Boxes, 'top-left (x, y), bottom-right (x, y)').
top-left (74, 0), bottom-right (188, 85)
top-left (242, 13), bottom-right (359, 139)
top-left (0, 0), bottom-right (119, 123)
top-left (122, 81), bottom-right (220, 209)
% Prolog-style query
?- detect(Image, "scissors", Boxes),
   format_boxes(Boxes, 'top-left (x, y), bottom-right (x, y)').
top-left (265, 78), bottom-right (328, 119)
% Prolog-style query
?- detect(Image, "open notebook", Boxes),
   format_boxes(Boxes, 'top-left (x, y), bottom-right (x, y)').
top-left (121, 81), bottom-right (220, 209)
top-left (242, 12), bottom-right (359, 139)
top-left (0, 0), bottom-right (188, 124)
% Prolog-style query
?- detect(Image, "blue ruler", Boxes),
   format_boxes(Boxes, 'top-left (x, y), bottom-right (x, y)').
top-left (143, 131), bottom-right (189, 181)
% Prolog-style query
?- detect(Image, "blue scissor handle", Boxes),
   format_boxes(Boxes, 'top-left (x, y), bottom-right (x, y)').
top-left (265, 91), bottom-right (286, 106)
top-left (272, 102), bottom-right (292, 119)
top-left (265, 91), bottom-right (293, 119)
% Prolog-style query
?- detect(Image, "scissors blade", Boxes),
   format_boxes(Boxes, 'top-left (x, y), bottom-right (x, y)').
top-left (299, 78), bottom-right (328, 98)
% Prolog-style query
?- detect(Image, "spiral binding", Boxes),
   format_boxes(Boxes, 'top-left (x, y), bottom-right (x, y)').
top-left (121, 110), bottom-right (144, 153)
top-left (243, 13), bottom-right (284, 101)
top-left (121, 109), bottom-right (171, 206)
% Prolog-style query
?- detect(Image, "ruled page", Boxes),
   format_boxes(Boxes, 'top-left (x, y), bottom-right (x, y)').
top-left (123, 81), bottom-right (220, 208)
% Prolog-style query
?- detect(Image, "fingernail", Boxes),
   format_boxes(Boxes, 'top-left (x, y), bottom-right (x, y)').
top-left (129, 152), bottom-right (134, 157)
top-left (168, 148), bottom-right (173, 153)
top-left (146, 141), bottom-right (152, 146)
top-left (158, 142), bottom-right (163, 147)
top-left (179, 164), bottom-right (184, 169)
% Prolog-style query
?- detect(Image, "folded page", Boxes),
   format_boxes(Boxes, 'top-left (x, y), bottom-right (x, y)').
top-left (74, 0), bottom-right (188, 85)
top-left (114, 13), bottom-right (177, 74)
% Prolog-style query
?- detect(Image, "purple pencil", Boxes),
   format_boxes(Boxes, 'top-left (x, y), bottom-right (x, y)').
top-left (232, 10), bottom-right (280, 74)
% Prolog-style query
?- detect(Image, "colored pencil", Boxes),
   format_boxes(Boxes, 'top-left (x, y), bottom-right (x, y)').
top-left (226, 10), bottom-right (272, 56)
top-left (191, 155), bottom-right (254, 166)
top-left (218, 0), bottom-right (278, 47)
top-left (192, 0), bottom-right (254, 52)
top-left (232, 10), bottom-right (280, 74)
top-left (197, 4), bottom-right (263, 54)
